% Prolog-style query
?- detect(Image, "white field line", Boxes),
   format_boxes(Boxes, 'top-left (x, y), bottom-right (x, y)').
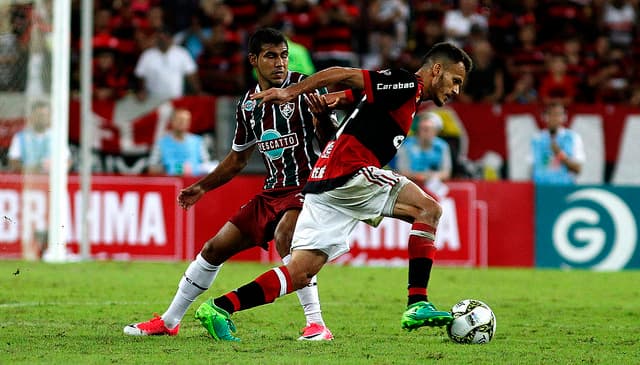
top-left (0, 301), bottom-right (164, 309)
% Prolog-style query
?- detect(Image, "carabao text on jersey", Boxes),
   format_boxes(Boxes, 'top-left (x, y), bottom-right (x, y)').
top-left (376, 82), bottom-right (415, 91)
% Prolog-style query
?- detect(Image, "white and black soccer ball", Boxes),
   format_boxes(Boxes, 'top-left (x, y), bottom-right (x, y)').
top-left (447, 299), bottom-right (496, 344)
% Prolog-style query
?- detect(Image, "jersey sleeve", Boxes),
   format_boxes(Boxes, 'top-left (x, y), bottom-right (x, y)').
top-left (231, 99), bottom-right (256, 152)
top-left (362, 69), bottom-right (419, 110)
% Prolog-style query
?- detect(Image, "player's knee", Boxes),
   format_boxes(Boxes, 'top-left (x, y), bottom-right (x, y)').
top-left (200, 239), bottom-right (228, 266)
top-left (199, 241), bottom-right (217, 264)
top-left (415, 198), bottom-right (442, 225)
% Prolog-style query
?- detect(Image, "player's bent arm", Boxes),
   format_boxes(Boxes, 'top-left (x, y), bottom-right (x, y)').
top-left (193, 146), bottom-right (255, 192)
top-left (311, 106), bottom-right (338, 148)
top-left (313, 112), bottom-right (338, 148)
top-left (307, 90), bottom-right (354, 147)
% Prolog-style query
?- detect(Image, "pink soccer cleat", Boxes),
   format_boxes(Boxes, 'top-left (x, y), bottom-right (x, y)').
top-left (123, 314), bottom-right (179, 336)
top-left (297, 323), bottom-right (333, 341)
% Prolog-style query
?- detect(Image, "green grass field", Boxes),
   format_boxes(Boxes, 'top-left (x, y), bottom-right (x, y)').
top-left (1, 261), bottom-right (638, 364)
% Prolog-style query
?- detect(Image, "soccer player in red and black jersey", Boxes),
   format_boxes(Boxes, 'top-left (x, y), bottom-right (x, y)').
top-left (194, 42), bottom-right (473, 340)
top-left (124, 28), bottom-right (335, 341)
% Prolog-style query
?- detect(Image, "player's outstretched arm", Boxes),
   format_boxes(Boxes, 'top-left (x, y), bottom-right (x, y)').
top-left (177, 147), bottom-right (255, 210)
top-left (251, 67), bottom-right (364, 105)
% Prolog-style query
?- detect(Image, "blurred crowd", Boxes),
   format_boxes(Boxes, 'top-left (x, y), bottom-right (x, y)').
top-left (1, 0), bottom-right (635, 182)
top-left (87, 0), bottom-right (640, 106)
top-left (3, 0), bottom-right (639, 106)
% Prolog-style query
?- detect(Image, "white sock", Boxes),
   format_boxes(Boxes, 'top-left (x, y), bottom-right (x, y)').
top-left (283, 254), bottom-right (324, 326)
top-left (161, 254), bottom-right (221, 329)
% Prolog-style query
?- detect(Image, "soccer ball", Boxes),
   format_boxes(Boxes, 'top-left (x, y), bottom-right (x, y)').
top-left (446, 299), bottom-right (496, 344)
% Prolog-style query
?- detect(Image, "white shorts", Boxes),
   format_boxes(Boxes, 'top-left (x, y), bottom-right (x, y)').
top-left (292, 166), bottom-right (410, 261)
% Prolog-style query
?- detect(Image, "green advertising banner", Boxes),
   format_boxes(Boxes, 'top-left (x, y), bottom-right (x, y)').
top-left (536, 186), bottom-right (640, 270)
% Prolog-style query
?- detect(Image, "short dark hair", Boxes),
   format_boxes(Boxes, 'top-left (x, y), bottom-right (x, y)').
top-left (422, 42), bottom-right (473, 73)
top-left (248, 28), bottom-right (288, 56)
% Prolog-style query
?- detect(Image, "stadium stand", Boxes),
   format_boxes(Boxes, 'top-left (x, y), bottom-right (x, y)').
top-left (1, 0), bottom-right (640, 183)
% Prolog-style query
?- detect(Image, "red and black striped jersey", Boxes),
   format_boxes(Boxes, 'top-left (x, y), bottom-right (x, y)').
top-left (303, 68), bottom-right (423, 194)
top-left (234, 71), bottom-right (325, 191)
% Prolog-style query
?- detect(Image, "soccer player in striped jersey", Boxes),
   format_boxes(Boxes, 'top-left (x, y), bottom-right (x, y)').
top-left (194, 42), bottom-right (473, 340)
top-left (124, 28), bottom-right (335, 341)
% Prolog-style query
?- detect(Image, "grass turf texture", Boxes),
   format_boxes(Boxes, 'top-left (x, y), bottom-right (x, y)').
top-left (1, 261), bottom-right (638, 365)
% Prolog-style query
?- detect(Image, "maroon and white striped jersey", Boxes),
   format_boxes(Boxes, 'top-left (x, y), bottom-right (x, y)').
top-left (303, 68), bottom-right (423, 194)
top-left (233, 71), bottom-right (326, 191)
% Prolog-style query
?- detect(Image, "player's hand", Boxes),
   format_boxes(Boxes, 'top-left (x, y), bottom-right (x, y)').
top-left (177, 184), bottom-right (206, 210)
top-left (304, 93), bottom-right (337, 116)
top-left (250, 88), bottom-right (293, 105)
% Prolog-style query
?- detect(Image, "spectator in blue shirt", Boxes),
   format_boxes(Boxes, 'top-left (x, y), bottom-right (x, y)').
top-left (530, 103), bottom-right (585, 185)
top-left (8, 101), bottom-right (70, 173)
top-left (395, 111), bottom-right (452, 196)
top-left (147, 107), bottom-right (216, 176)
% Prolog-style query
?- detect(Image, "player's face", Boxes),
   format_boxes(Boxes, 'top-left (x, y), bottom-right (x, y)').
top-left (430, 62), bottom-right (466, 106)
top-left (251, 43), bottom-right (289, 87)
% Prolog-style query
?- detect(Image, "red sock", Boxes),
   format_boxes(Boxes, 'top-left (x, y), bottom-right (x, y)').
top-left (215, 265), bottom-right (293, 314)
top-left (408, 222), bottom-right (437, 259)
top-left (254, 265), bottom-right (293, 303)
top-left (407, 222), bottom-right (437, 305)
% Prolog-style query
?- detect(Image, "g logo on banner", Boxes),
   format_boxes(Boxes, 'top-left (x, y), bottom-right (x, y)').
top-left (553, 188), bottom-right (637, 270)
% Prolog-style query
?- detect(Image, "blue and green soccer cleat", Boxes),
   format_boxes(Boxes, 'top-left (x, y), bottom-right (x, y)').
top-left (401, 301), bottom-right (453, 331)
top-left (195, 299), bottom-right (240, 341)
